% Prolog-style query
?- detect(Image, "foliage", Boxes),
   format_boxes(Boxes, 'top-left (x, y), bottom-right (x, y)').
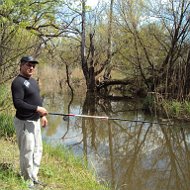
top-left (0, 0), bottom-right (39, 83)
top-left (163, 101), bottom-right (182, 117)
top-left (0, 0), bottom-right (66, 84)
top-left (0, 85), bottom-right (15, 137)
top-left (1, 0), bottom-right (190, 114)
top-left (158, 99), bottom-right (190, 120)
top-left (142, 93), bottom-right (155, 111)
top-left (0, 114), bottom-right (15, 137)
top-left (0, 85), bottom-right (10, 111)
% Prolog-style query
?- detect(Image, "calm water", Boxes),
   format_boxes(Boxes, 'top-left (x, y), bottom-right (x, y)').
top-left (42, 93), bottom-right (190, 190)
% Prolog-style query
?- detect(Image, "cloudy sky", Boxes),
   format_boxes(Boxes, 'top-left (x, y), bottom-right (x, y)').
top-left (87, 0), bottom-right (99, 7)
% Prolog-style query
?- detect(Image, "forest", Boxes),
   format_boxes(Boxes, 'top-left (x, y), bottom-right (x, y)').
top-left (1, 0), bottom-right (190, 118)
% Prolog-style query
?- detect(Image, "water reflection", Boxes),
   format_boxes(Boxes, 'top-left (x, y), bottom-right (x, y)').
top-left (43, 94), bottom-right (190, 190)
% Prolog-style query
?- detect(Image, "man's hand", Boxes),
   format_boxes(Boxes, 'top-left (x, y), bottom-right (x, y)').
top-left (41, 116), bottom-right (48, 128)
top-left (36, 106), bottom-right (48, 116)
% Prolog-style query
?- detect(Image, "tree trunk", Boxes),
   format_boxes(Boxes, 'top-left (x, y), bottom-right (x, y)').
top-left (88, 33), bottom-right (95, 92)
top-left (103, 0), bottom-right (114, 80)
top-left (81, 0), bottom-right (89, 87)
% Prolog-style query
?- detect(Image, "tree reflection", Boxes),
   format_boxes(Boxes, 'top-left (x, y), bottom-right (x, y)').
top-left (80, 95), bottom-right (190, 190)
top-left (46, 93), bottom-right (190, 190)
top-left (81, 92), bottom-right (96, 160)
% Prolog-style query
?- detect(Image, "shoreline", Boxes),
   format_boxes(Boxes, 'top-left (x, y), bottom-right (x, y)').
top-left (0, 137), bottom-right (109, 190)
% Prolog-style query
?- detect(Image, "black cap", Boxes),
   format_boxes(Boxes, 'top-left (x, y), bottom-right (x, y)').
top-left (20, 56), bottom-right (39, 64)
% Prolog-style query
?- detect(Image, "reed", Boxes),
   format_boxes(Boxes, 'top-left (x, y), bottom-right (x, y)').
top-left (158, 99), bottom-right (190, 120)
top-left (145, 93), bottom-right (190, 120)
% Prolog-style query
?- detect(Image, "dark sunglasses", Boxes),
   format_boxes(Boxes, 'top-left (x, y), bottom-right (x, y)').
top-left (25, 63), bottom-right (36, 68)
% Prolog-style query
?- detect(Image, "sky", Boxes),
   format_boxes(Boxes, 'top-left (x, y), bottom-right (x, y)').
top-left (87, 0), bottom-right (110, 8)
top-left (86, 0), bottom-right (99, 7)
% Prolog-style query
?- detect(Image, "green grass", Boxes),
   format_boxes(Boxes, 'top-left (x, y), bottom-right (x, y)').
top-left (0, 84), bottom-right (12, 112)
top-left (0, 138), bottom-right (109, 190)
top-left (0, 106), bottom-right (109, 189)
top-left (41, 144), bottom-right (109, 190)
top-left (158, 99), bottom-right (190, 120)
top-left (0, 82), bottom-right (109, 189)
top-left (0, 138), bottom-right (26, 190)
top-left (0, 114), bottom-right (15, 138)
top-left (143, 92), bottom-right (190, 120)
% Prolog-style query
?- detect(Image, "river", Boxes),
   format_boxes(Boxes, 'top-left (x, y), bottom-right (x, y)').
top-left (42, 93), bottom-right (190, 190)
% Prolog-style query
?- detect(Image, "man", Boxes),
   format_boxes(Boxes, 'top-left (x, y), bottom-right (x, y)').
top-left (11, 56), bottom-right (48, 188)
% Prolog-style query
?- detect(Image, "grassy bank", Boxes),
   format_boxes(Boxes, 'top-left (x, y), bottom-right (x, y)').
top-left (143, 93), bottom-right (190, 121)
top-left (0, 137), bottom-right (109, 190)
top-left (0, 114), bottom-right (109, 190)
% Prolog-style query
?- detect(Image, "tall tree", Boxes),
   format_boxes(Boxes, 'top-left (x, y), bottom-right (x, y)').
top-left (110, 0), bottom-right (190, 99)
top-left (0, 0), bottom-right (38, 83)
top-left (103, 0), bottom-right (114, 80)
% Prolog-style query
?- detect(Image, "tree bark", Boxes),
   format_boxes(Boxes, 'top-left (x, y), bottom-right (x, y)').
top-left (88, 33), bottom-right (96, 92)
top-left (103, 0), bottom-right (114, 80)
top-left (81, 0), bottom-right (89, 87)
top-left (97, 79), bottom-right (132, 89)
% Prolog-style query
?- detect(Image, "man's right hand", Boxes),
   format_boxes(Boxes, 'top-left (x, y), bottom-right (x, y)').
top-left (36, 106), bottom-right (48, 116)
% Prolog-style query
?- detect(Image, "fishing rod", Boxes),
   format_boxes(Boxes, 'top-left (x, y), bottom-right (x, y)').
top-left (48, 112), bottom-right (173, 126)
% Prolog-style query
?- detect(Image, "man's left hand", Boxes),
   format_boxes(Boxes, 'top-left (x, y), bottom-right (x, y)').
top-left (41, 116), bottom-right (48, 128)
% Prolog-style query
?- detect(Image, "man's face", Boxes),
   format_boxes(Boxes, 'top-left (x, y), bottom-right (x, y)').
top-left (20, 62), bottom-right (36, 77)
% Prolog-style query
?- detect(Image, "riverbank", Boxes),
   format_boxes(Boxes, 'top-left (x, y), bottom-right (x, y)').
top-left (0, 137), bottom-right (109, 190)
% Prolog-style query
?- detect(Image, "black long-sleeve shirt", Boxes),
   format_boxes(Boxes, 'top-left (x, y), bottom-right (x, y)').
top-left (11, 74), bottom-right (42, 120)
